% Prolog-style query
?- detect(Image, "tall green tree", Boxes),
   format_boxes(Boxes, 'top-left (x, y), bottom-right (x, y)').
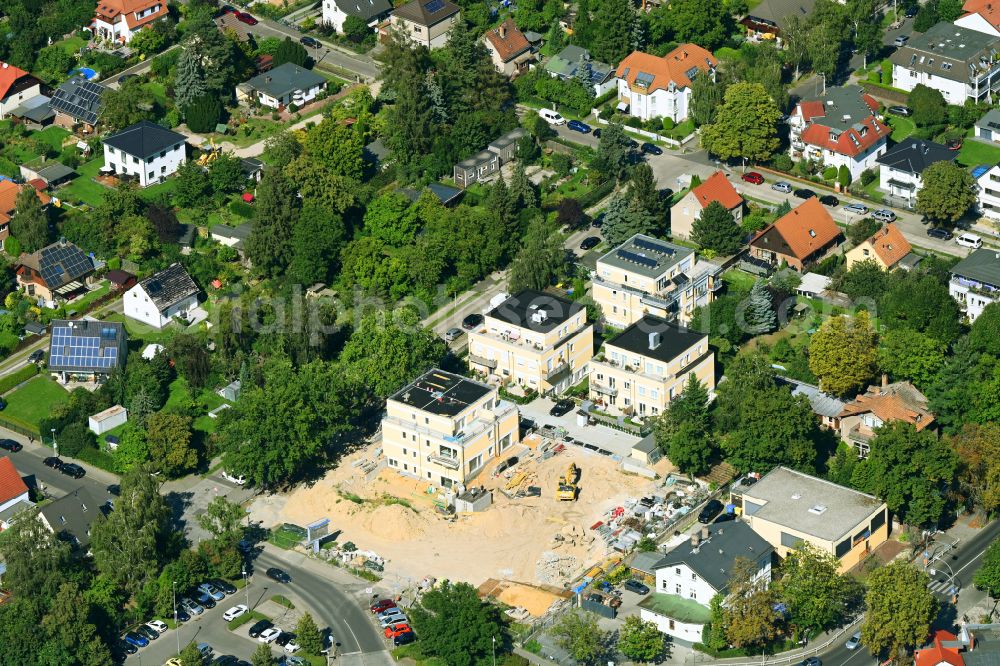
top-left (916, 161), bottom-right (976, 224)
top-left (618, 616), bottom-right (666, 662)
top-left (701, 83), bottom-right (782, 165)
top-left (590, 0), bottom-right (635, 63)
top-left (948, 422), bottom-right (1000, 516)
top-left (724, 557), bottom-right (784, 648)
top-left (689, 71), bottom-right (727, 126)
top-left (273, 37), bottom-right (308, 67)
top-left (779, 544), bottom-right (856, 631)
top-left (877, 328), bottom-right (946, 388)
top-left (805, 0), bottom-right (849, 77)
top-left (146, 412), bottom-right (197, 477)
top-left (653, 375), bottom-right (714, 475)
top-left (691, 201), bottom-right (742, 255)
top-left (41, 582), bottom-right (112, 666)
top-left (808, 311), bottom-right (878, 396)
top-left (552, 610), bottom-right (606, 664)
top-left (251, 644), bottom-right (278, 666)
top-left (100, 78), bottom-right (155, 132)
top-left (601, 193), bottom-right (659, 246)
top-left (295, 612), bottom-right (324, 655)
top-left (592, 120), bottom-right (634, 182)
top-left (175, 46), bottom-right (208, 109)
top-left (973, 540), bottom-right (1000, 598)
top-left (507, 218), bottom-right (565, 293)
top-left (852, 422), bottom-right (958, 526)
top-left (833, 258), bottom-right (887, 302)
top-left (175, 160), bottom-right (212, 208)
top-left (288, 202), bottom-right (346, 286)
top-left (861, 562), bottom-right (937, 659)
top-left (647, 0), bottom-right (732, 50)
top-left (208, 153), bottom-right (248, 195)
top-left (909, 84), bottom-right (947, 129)
top-left (9, 186), bottom-right (49, 252)
top-left (247, 168), bottom-right (301, 277)
top-left (879, 270), bottom-right (962, 345)
top-left (408, 581), bottom-right (509, 666)
top-left (744, 280), bottom-right (776, 334)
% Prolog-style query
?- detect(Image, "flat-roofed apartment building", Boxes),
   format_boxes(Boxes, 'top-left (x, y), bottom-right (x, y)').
top-left (381, 369), bottom-right (519, 489)
top-left (589, 315), bottom-right (714, 417)
top-left (731, 466), bottom-right (889, 573)
top-left (592, 234), bottom-right (720, 329)
top-left (467, 290), bottom-right (593, 395)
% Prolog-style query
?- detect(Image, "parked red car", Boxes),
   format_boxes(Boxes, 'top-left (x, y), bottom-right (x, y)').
top-left (370, 599), bottom-right (397, 614)
top-left (385, 624), bottom-right (412, 638)
top-left (236, 11), bottom-right (258, 25)
top-left (741, 171), bottom-right (764, 185)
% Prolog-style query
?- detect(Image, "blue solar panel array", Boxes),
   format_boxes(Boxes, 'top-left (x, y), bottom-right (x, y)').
top-left (423, 0), bottom-right (445, 13)
top-left (616, 249), bottom-right (658, 269)
top-left (49, 326), bottom-right (120, 370)
top-left (633, 238), bottom-right (675, 256)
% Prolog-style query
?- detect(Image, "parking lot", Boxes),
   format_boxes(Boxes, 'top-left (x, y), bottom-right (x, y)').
top-left (518, 396), bottom-right (643, 459)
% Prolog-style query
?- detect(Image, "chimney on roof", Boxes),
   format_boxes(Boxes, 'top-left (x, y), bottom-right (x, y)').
top-left (882, 373), bottom-right (889, 390)
top-left (499, 22), bottom-right (506, 38)
top-left (648, 331), bottom-right (661, 350)
top-left (691, 533), bottom-right (700, 547)
top-left (701, 525), bottom-right (709, 540)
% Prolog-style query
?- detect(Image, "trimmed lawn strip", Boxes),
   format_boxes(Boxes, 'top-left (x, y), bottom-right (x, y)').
top-left (4, 377), bottom-right (70, 430)
top-left (957, 139), bottom-right (1000, 168)
top-left (228, 609), bottom-right (269, 631)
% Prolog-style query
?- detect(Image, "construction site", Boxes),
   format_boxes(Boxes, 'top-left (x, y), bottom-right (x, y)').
top-left (250, 428), bottom-right (711, 616)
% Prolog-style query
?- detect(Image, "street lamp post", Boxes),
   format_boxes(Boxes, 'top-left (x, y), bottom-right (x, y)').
top-left (243, 566), bottom-right (250, 610)
top-left (51, 428), bottom-right (57, 458)
top-left (172, 581), bottom-right (180, 656)
top-left (492, 636), bottom-right (496, 666)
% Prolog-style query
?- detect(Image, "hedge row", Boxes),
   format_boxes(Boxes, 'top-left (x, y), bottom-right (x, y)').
top-left (0, 364), bottom-right (39, 395)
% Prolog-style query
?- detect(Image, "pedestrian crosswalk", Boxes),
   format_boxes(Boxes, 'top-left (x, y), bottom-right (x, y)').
top-left (927, 579), bottom-right (956, 595)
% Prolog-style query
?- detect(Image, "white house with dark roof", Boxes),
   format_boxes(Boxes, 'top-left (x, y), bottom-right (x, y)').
top-left (124, 262), bottom-right (200, 329)
top-left (876, 139), bottom-right (954, 208)
top-left (48, 319), bottom-right (127, 383)
top-left (240, 63), bottom-right (327, 110)
top-left (38, 487), bottom-right (103, 549)
top-left (890, 22), bottom-right (1000, 104)
top-left (949, 247), bottom-right (1000, 321)
top-left (102, 120), bottom-right (187, 187)
top-left (323, 0), bottom-right (392, 33)
top-left (386, 0), bottom-right (460, 49)
top-left (639, 521), bottom-right (774, 641)
top-left (975, 161), bottom-right (1000, 221)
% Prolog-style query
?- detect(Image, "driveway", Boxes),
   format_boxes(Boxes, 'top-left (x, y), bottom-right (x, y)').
top-left (162, 471), bottom-right (258, 544)
top-left (518, 396), bottom-right (642, 459)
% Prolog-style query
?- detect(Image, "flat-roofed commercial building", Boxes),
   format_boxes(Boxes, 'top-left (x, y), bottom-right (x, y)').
top-left (381, 369), bottom-right (519, 489)
top-left (467, 290), bottom-right (593, 395)
top-left (731, 466), bottom-right (889, 572)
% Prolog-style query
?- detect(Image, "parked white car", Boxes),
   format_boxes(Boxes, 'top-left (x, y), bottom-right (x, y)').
top-left (146, 620), bottom-right (168, 634)
top-left (221, 470), bottom-right (246, 485)
top-left (380, 614), bottom-right (408, 628)
top-left (284, 637), bottom-right (302, 654)
top-left (223, 604), bottom-right (248, 621)
top-left (259, 627), bottom-right (282, 643)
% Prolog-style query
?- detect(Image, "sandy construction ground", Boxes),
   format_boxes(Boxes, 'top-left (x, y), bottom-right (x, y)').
top-left (253, 442), bottom-right (661, 598)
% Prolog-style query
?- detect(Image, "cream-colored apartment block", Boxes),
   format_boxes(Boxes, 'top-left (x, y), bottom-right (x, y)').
top-left (731, 467), bottom-right (889, 573)
top-left (381, 369), bottom-right (520, 489)
top-left (592, 234), bottom-right (721, 329)
top-left (467, 290), bottom-right (593, 395)
top-left (589, 315), bottom-right (714, 417)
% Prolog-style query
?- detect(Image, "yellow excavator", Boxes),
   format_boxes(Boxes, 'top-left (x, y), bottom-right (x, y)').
top-left (557, 463), bottom-right (578, 501)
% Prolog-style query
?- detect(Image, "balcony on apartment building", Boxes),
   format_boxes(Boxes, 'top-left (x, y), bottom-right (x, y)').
top-left (951, 276), bottom-right (1000, 299)
top-left (591, 380), bottom-right (619, 396)
top-left (469, 353), bottom-right (498, 369)
top-left (384, 400), bottom-right (517, 449)
top-left (544, 360), bottom-right (571, 382)
top-left (591, 273), bottom-right (679, 312)
top-left (427, 453), bottom-right (461, 470)
top-left (591, 354), bottom-right (674, 385)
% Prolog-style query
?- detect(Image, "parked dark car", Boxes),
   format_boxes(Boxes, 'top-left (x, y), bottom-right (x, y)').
top-left (212, 579), bottom-right (237, 595)
top-left (248, 619), bottom-right (274, 638)
top-left (888, 105), bottom-right (912, 117)
top-left (43, 456), bottom-right (63, 469)
top-left (299, 36), bottom-right (321, 48)
top-left (236, 11), bottom-right (258, 25)
top-left (461, 313), bottom-right (484, 330)
top-left (641, 142), bottom-right (663, 156)
top-left (117, 640), bottom-right (138, 655)
top-left (136, 625), bottom-right (159, 641)
top-left (495, 456), bottom-right (519, 475)
top-left (927, 227), bottom-right (954, 241)
top-left (800, 658), bottom-right (822, 666)
top-left (714, 511), bottom-right (736, 523)
top-left (518, 417), bottom-right (536, 433)
top-left (698, 499), bottom-right (724, 524)
top-left (819, 194), bottom-right (839, 207)
top-left (274, 632), bottom-right (295, 648)
top-left (107, 484), bottom-right (121, 496)
top-left (592, 128), bottom-right (602, 139)
top-left (0, 438), bottom-right (22, 452)
top-left (394, 631), bottom-right (416, 646)
top-left (28, 349), bottom-right (44, 364)
top-left (587, 593), bottom-right (604, 604)
top-left (195, 591), bottom-right (217, 608)
top-left (123, 632), bottom-right (149, 648)
top-left (266, 567), bottom-right (291, 583)
top-left (213, 656), bottom-right (239, 666)
top-left (567, 119), bottom-right (591, 134)
top-left (549, 399), bottom-right (575, 417)
top-left (175, 608), bottom-right (191, 623)
top-left (624, 580), bottom-right (650, 595)
top-left (579, 236), bottom-right (601, 251)
top-left (60, 462), bottom-right (85, 479)
top-left (793, 188), bottom-right (816, 199)
top-left (219, 4), bottom-right (237, 13)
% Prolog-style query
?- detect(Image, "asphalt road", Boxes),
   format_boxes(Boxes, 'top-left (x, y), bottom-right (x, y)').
top-left (0, 429), bottom-right (117, 502)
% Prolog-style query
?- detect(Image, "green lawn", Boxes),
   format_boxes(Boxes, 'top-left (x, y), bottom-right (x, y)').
top-left (164, 376), bottom-right (227, 434)
top-left (144, 81), bottom-right (168, 108)
top-left (64, 281), bottom-right (110, 313)
top-left (721, 269), bottom-right (757, 293)
top-left (886, 115), bottom-right (915, 142)
top-left (33, 126), bottom-right (72, 153)
top-left (58, 156), bottom-right (109, 207)
top-left (4, 377), bottom-right (70, 431)
top-left (55, 35), bottom-right (87, 56)
top-left (957, 139), bottom-right (1000, 168)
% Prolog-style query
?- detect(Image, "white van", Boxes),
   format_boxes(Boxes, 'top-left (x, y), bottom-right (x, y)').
top-left (539, 108), bottom-right (566, 125)
top-left (956, 232), bottom-right (983, 249)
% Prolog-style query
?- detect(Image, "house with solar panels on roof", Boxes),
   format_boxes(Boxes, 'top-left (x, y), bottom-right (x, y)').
top-left (591, 234), bottom-right (722, 329)
top-left (48, 76), bottom-right (106, 135)
top-left (102, 120), bottom-right (187, 187)
top-left (48, 319), bottom-right (126, 384)
top-left (384, 0), bottom-right (460, 49)
top-left (15, 239), bottom-right (95, 308)
top-left (124, 263), bottom-right (200, 329)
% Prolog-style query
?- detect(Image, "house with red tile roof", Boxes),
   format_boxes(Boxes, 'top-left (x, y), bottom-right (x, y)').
top-left (845, 223), bottom-right (913, 271)
top-left (916, 630), bottom-right (965, 666)
top-left (483, 19), bottom-right (534, 77)
top-left (92, 0), bottom-right (168, 44)
top-left (956, 0), bottom-right (1000, 37)
top-left (615, 44), bottom-right (717, 123)
top-left (0, 62), bottom-right (42, 120)
top-left (749, 197), bottom-right (842, 271)
top-left (788, 85), bottom-right (888, 181)
top-left (838, 377), bottom-right (934, 457)
top-left (0, 456), bottom-right (31, 530)
top-left (671, 171), bottom-right (745, 241)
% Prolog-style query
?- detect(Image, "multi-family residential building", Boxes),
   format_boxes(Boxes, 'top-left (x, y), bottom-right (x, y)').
top-left (955, 0), bottom-right (1000, 38)
top-left (588, 315), bottom-right (714, 418)
top-left (838, 378), bottom-right (935, 457)
top-left (545, 45), bottom-right (616, 96)
top-left (614, 44), bottom-right (717, 123)
top-left (845, 223), bottom-right (913, 271)
top-left (239, 63), bottom-right (327, 110)
top-left (102, 120), bottom-right (187, 187)
top-left (731, 466), bottom-right (889, 573)
top-left (381, 369), bottom-right (520, 489)
top-left (322, 0), bottom-right (391, 34)
top-left (670, 171), bottom-right (745, 241)
top-left (92, 0), bottom-right (168, 44)
top-left (385, 0), bottom-right (460, 49)
top-left (749, 197), bottom-right (842, 271)
top-left (483, 19), bottom-right (534, 77)
top-left (592, 234), bottom-right (721, 328)
top-left (890, 22), bottom-right (1000, 104)
top-left (949, 247), bottom-right (1000, 321)
top-left (467, 290), bottom-right (593, 395)
top-left (788, 85), bottom-right (888, 181)
top-left (0, 62), bottom-right (43, 120)
top-left (638, 521), bottom-right (774, 641)
top-left (976, 161), bottom-right (1000, 220)
top-left (876, 139), bottom-right (954, 208)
